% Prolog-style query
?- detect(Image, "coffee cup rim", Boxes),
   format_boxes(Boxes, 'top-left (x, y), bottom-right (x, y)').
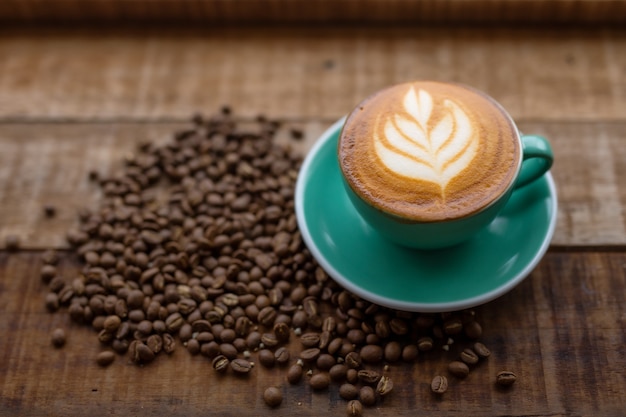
top-left (337, 80), bottom-right (524, 224)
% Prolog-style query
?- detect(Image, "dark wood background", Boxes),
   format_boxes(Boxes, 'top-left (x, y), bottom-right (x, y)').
top-left (1, 2), bottom-right (626, 416)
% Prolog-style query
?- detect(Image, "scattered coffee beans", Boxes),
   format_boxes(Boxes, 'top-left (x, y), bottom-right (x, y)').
top-left (496, 370), bottom-right (517, 387)
top-left (460, 348), bottom-right (479, 365)
top-left (376, 375), bottom-right (393, 396)
top-left (263, 387), bottom-right (283, 407)
top-left (339, 383), bottom-right (359, 400)
top-left (473, 342), bottom-right (491, 358)
top-left (287, 363), bottom-right (303, 384)
top-left (430, 375), bottom-right (448, 394)
top-left (231, 358), bottom-right (253, 375)
top-left (310, 372), bottom-right (331, 390)
top-left (51, 328), bottom-right (66, 348)
top-left (347, 399), bottom-right (363, 416)
top-left (359, 386), bottom-right (376, 406)
top-left (39, 110), bottom-right (505, 415)
top-left (448, 361), bottom-right (470, 378)
top-left (96, 350), bottom-right (115, 367)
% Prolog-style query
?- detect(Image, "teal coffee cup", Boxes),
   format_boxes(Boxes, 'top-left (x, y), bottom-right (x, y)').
top-left (338, 81), bottom-right (553, 250)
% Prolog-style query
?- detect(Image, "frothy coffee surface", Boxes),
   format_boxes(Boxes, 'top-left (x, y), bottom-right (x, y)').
top-left (338, 81), bottom-right (521, 222)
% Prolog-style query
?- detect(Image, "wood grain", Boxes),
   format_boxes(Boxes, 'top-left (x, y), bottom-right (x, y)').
top-left (0, 121), bottom-right (624, 249)
top-left (0, 28), bottom-right (624, 121)
top-left (1, 0), bottom-right (626, 24)
top-left (1, 251), bottom-right (626, 416)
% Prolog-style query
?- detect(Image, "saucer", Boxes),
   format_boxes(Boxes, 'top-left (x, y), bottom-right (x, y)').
top-left (295, 118), bottom-right (558, 312)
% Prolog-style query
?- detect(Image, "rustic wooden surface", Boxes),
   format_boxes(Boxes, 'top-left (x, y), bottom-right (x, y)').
top-left (1, 0), bottom-right (626, 24)
top-left (1, 26), bottom-right (626, 416)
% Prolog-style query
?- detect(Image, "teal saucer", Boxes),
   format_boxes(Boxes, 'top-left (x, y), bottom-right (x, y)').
top-left (295, 119), bottom-right (558, 312)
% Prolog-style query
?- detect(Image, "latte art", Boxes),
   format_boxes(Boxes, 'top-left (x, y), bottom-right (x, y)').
top-left (374, 87), bottom-right (478, 193)
top-left (339, 81), bottom-right (521, 222)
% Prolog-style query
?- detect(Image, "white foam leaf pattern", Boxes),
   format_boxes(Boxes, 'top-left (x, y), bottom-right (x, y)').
top-left (374, 87), bottom-right (477, 192)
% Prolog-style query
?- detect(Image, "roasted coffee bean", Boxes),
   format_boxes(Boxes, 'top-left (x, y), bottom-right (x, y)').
top-left (448, 361), bottom-right (470, 378)
top-left (273, 322), bottom-right (290, 343)
top-left (402, 344), bottom-right (419, 362)
top-left (377, 375), bottom-right (393, 396)
top-left (431, 375), bottom-right (448, 394)
top-left (258, 349), bottom-right (275, 368)
top-left (287, 363), bottom-right (303, 384)
top-left (384, 341), bottom-right (401, 362)
top-left (316, 353), bottom-right (336, 370)
top-left (327, 337), bottom-right (343, 355)
top-left (186, 339), bottom-right (201, 355)
top-left (417, 337), bottom-right (434, 351)
top-left (98, 328), bottom-right (114, 344)
top-left (359, 386), bottom-right (376, 406)
top-left (464, 320), bottom-right (483, 339)
top-left (212, 355), bottom-right (230, 373)
top-left (147, 334), bottom-right (163, 353)
top-left (329, 364), bottom-right (348, 381)
top-left (300, 347), bottom-right (321, 362)
top-left (443, 318), bottom-right (463, 335)
top-left (360, 345), bottom-right (383, 364)
top-left (292, 310), bottom-right (307, 329)
top-left (96, 351), bottom-right (115, 367)
top-left (103, 315), bottom-right (121, 332)
top-left (496, 370), bottom-right (517, 386)
top-left (339, 383), bottom-right (359, 400)
top-left (220, 343), bottom-right (238, 360)
top-left (346, 368), bottom-right (359, 384)
top-left (132, 342), bottom-right (155, 363)
top-left (347, 329), bottom-right (365, 345)
top-left (300, 332), bottom-right (320, 348)
top-left (40, 265), bottom-right (57, 283)
top-left (51, 328), bottom-right (66, 347)
top-left (263, 386), bottom-right (283, 408)
top-left (460, 348), bottom-right (479, 365)
top-left (112, 338), bottom-right (129, 354)
top-left (345, 352), bottom-right (362, 369)
top-left (257, 306), bottom-right (277, 326)
top-left (357, 369), bottom-right (381, 384)
top-left (201, 341), bottom-right (220, 358)
top-left (389, 318), bottom-right (409, 336)
top-left (310, 372), bottom-right (330, 390)
top-left (261, 333), bottom-right (278, 348)
top-left (45, 292), bottom-right (60, 312)
top-left (162, 334), bottom-right (176, 354)
top-left (220, 328), bottom-right (237, 344)
top-left (322, 316), bottom-right (336, 333)
top-left (274, 347), bottom-right (290, 366)
top-left (246, 331), bottom-right (261, 350)
top-left (347, 400), bottom-right (363, 416)
top-left (231, 358), bottom-right (253, 374)
top-left (318, 330), bottom-right (331, 350)
top-left (473, 342), bottom-right (491, 358)
top-left (165, 312), bottom-right (184, 332)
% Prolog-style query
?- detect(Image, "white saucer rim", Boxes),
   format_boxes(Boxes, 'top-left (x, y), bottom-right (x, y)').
top-left (295, 119), bottom-right (558, 313)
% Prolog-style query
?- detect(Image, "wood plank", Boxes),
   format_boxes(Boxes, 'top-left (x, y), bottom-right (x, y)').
top-left (0, 28), bottom-right (624, 121)
top-left (1, 0), bottom-right (625, 24)
top-left (1, 251), bottom-right (625, 415)
top-left (0, 121), bottom-right (624, 249)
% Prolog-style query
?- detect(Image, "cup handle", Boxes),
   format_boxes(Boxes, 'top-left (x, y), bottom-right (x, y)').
top-left (513, 134), bottom-right (554, 189)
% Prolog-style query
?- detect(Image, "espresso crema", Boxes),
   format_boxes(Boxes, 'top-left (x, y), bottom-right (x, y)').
top-left (338, 81), bottom-right (521, 222)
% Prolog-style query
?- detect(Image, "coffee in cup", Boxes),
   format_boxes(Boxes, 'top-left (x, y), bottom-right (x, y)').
top-left (338, 81), bottom-right (553, 249)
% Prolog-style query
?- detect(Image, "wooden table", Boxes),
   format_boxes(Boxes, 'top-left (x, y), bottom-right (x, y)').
top-left (1, 24), bottom-right (626, 416)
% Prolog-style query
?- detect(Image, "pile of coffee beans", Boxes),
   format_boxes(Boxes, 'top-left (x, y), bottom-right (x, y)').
top-left (41, 109), bottom-right (513, 415)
